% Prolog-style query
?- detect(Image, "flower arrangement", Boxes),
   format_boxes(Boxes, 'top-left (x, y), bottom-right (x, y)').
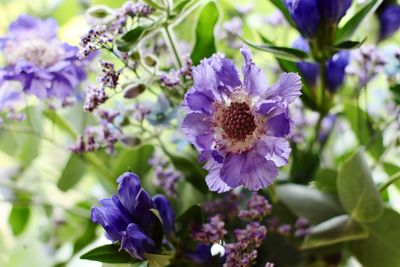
top-left (0, 0), bottom-right (400, 267)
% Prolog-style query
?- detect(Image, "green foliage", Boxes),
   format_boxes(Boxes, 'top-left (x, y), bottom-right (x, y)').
top-left (276, 184), bottom-right (343, 224)
top-left (335, 0), bottom-right (383, 43)
top-left (145, 253), bottom-right (174, 267)
top-left (80, 244), bottom-right (138, 263)
top-left (8, 203), bottom-right (30, 236)
top-left (112, 144), bottom-right (154, 178)
top-left (314, 169), bottom-right (338, 195)
top-left (191, 1), bottom-right (219, 65)
top-left (350, 208), bottom-right (400, 267)
top-left (343, 102), bottom-right (384, 160)
top-left (241, 38), bottom-right (309, 62)
top-left (337, 149), bottom-right (383, 222)
top-left (301, 215), bottom-right (367, 249)
top-left (57, 154), bottom-right (87, 192)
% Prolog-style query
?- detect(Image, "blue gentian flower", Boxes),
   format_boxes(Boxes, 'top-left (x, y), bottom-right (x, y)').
top-left (91, 172), bottom-right (175, 259)
top-left (182, 47), bottom-right (302, 192)
top-left (285, 0), bottom-right (352, 38)
top-left (0, 15), bottom-right (89, 101)
top-left (378, 4), bottom-right (400, 41)
top-left (293, 38), bottom-right (349, 93)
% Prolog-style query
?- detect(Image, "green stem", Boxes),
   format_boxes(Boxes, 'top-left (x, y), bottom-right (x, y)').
top-left (318, 61), bottom-right (327, 113)
top-left (163, 25), bottom-right (182, 69)
top-left (380, 171), bottom-right (400, 192)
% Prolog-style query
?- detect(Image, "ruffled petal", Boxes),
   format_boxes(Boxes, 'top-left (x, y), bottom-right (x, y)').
top-left (204, 158), bottom-right (231, 193)
top-left (220, 147), bottom-right (278, 190)
top-left (181, 113), bottom-right (214, 150)
top-left (265, 112), bottom-right (292, 137)
top-left (266, 73), bottom-right (302, 104)
top-left (184, 87), bottom-right (215, 115)
top-left (120, 223), bottom-right (156, 259)
top-left (241, 46), bottom-right (268, 96)
top-left (258, 137), bottom-right (291, 167)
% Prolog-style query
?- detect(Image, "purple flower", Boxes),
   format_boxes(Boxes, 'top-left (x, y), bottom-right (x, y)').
top-left (293, 38), bottom-right (349, 93)
top-left (0, 15), bottom-right (88, 101)
top-left (379, 4), bottom-right (400, 41)
top-left (285, 0), bottom-right (352, 38)
top-left (191, 215), bottom-right (227, 244)
top-left (239, 193), bottom-right (272, 221)
top-left (91, 172), bottom-right (175, 259)
top-left (224, 222), bottom-right (267, 267)
top-left (182, 47), bottom-right (301, 192)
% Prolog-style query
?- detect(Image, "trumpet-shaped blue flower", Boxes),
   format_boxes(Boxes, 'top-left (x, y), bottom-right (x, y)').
top-left (285, 0), bottom-right (352, 38)
top-left (293, 38), bottom-right (349, 93)
top-left (378, 4), bottom-right (400, 41)
top-left (91, 172), bottom-right (175, 259)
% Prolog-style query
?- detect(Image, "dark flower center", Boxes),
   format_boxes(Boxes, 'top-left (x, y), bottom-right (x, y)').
top-left (222, 102), bottom-right (256, 140)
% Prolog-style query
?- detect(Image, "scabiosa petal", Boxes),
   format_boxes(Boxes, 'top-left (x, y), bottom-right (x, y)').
top-left (241, 46), bottom-right (268, 96)
top-left (182, 46), bottom-right (301, 192)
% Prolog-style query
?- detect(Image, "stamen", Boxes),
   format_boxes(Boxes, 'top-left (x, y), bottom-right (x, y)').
top-left (222, 102), bottom-right (256, 140)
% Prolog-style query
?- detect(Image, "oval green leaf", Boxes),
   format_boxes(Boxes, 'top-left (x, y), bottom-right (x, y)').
top-left (337, 149), bottom-right (383, 222)
top-left (191, 1), bottom-right (219, 65)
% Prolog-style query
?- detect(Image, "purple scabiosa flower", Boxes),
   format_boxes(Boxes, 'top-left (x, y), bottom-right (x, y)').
top-left (0, 15), bottom-right (88, 101)
top-left (182, 47), bottom-right (302, 192)
top-left (285, 0), bottom-right (352, 39)
top-left (91, 172), bottom-right (175, 260)
top-left (293, 38), bottom-right (349, 93)
top-left (378, 4), bottom-right (400, 41)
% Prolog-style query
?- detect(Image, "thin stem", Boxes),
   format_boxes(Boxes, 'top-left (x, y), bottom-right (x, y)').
top-left (307, 113), bottom-right (324, 153)
top-left (163, 25), bottom-right (182, 69)
top-left (318, 61), bottom-right (327, 113)
top-left (380, 171), bottom-right (400, 192)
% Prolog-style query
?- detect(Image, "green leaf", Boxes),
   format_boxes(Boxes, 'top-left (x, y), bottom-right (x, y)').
top-left (335, 0), bottom-right (383, 43)
top-left (350, 208), bottom-right (400, 267)
top-left (80, 244), bottom-right (138, 263)
top-left (176, 204), bottom-right (203, 245)
top-left (9, 204), bottom-right (30, 236)
top-left (43, 109), bottom-right (77, 139)
top-left (301, 215), bottom-right (368, 249)
top-left (52, 0), bottom-right (83, 25)
top-left (270, 0), bottom-right (296, 28)
top-left (165, 152), bottom-right (208, 193)
top-left (111, 144), bottom-right (154, 178)
top-left (57, 154), bottom-right (87, 192)
top-left (334, 38), bottom-right (365, 50)
top-left (92, 0), bottom-right (127, 8)
top-left (142, 0), bottom-right (164, 10)
top-left (116, 26), bottom-right (147, 52)
top-left (73, 220), bottom-right (97, 254)
top-left (240, 38), bottom-right (309, 62)
top-left (191, 1), bottom-right (219, 65)
top-left (337, 149), bottom-right (383, 223)
top-left (389, 83), bottom-right (400, 105)
top-left (314, 169), bottom-right (338, 195)
top-left (173, 0), bottom-right (191, 14)
top-left (145, 253), bottom-right (173, 267)
top-left (343, 102), bottom-right (384, 159)
top-left (276, 184), bottom-right (343, 224)
top-left (380, 162), bottom-right (400, 191)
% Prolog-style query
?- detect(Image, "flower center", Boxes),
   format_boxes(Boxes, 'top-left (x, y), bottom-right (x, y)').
top-left (222, 101), bottom-right (256, 140)
top-left (3, 39), bottom-right (63, 68)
